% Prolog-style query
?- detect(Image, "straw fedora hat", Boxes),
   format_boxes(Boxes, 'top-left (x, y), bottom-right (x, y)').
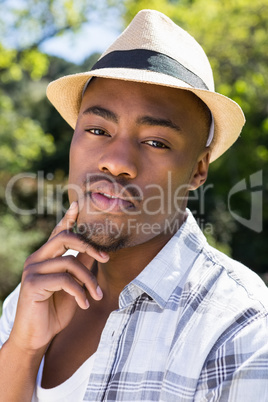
top-left (47, 9), bottom-right (245, 163)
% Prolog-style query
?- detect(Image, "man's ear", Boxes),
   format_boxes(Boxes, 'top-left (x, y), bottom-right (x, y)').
top-left (189, 149), bottom-right (211, 190)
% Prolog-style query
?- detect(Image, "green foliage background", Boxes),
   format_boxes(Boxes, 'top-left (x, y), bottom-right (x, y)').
top-left (0, 0), bottom-right (267, 305)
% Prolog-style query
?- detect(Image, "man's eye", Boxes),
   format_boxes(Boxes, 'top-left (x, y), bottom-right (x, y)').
top-left (87, 128), bottom-right (107, 136)
top-left (145, 140), bottom-right (169, 149)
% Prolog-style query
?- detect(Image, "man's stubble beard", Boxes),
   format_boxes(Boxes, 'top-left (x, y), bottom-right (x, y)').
top-left (75, 220), bottom-right (130, 253)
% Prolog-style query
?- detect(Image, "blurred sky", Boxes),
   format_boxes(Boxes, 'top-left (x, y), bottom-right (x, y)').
top-left (1, 1), bottom-right (121, 65)
top-left (40, 18), bottom-right (121, 64)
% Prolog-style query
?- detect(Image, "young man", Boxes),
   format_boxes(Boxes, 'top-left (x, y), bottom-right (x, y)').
top-left (0, 9), bottom-right (267, 402)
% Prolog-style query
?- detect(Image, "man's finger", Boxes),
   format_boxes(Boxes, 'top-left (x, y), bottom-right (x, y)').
top-left (25, 230), bottom-right (109, 266)
top-left (48, 201), bottom-right (79, 241)
top-left (23, 272), bottom-right (90, 310)
top-left (23, 255), bottom-right (103, 301)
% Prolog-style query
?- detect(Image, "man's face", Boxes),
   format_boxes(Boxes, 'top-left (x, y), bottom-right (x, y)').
top-left (68, 78), bottom-right (210, 252)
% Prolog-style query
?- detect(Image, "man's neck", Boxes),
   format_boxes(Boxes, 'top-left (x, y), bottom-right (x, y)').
top-left (78, 212), bottom-right (187, 308)
top-left (96, 227), bottom-right (182, 308)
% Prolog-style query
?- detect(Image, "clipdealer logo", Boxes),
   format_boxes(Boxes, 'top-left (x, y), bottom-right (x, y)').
top-left (4, 170), bottom-right (264, 233)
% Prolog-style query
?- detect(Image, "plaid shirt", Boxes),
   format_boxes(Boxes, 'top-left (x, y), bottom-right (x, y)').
top-left (1, 210), bottom-right (268, 401)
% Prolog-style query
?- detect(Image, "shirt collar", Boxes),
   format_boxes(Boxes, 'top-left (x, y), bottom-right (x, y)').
top-left (119, 210), bottom-right (207, 309)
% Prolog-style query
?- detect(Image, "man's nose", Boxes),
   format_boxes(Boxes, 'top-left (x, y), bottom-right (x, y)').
top-left (98, 138), bottom-right (138, 178)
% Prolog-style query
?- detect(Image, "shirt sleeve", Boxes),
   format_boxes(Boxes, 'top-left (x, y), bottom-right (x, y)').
top-left (0, 284), bottom-right (21, 348)
top-left (194, 314), bottom-right (268, 401)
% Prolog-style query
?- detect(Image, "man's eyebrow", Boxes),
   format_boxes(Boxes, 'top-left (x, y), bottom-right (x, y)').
top-left (82, 106), bottom-right (118, 123)
top-left (137, 115), bottom-right (181, 132)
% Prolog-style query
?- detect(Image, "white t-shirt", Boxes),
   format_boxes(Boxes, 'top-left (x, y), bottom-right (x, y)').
top-left (32, 353), bottom-right (95, 402)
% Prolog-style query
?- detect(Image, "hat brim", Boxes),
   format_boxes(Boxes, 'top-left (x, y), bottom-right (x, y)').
top-left (46, 68), bottom-right (245, 163)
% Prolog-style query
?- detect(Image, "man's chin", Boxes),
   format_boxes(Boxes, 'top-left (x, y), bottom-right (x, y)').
top-left (76, 222), bottom-right (129, 253)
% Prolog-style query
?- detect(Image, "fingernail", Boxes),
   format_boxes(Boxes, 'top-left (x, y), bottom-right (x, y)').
top-left (69, 201), bottom-right (78, 210)
top-left (96, 286), bottom-right (103, 299)
top-left (99, 251), bottom-right (109, 260)
top-left (85, 299), bottom-right (90, 309)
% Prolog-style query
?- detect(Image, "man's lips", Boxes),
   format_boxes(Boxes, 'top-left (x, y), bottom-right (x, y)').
top-left (90, 192), bottom-right (134, 212)
top-left (85, 180), bottom-right (141, 213)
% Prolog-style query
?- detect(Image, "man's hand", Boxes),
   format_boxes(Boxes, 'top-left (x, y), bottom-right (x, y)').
top-left (9, 201), bottom-right (109, 354)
